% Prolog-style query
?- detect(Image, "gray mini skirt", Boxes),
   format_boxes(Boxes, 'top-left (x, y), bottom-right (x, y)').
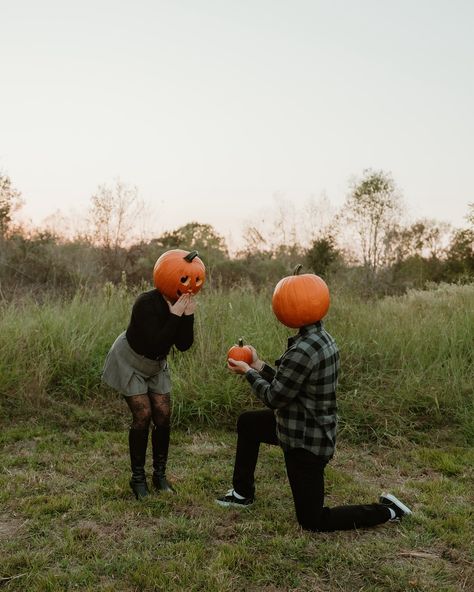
top-left (102, 332), bottom-right (172, 397)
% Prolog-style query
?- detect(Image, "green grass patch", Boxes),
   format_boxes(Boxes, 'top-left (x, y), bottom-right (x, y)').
top-left (1, 426), bottom-right (472, 591)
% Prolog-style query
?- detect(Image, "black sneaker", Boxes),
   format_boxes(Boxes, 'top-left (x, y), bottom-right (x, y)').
top-left (380, 492), bottom-right (412, 520)
top-left (216, 489), bottom-right (254, 508)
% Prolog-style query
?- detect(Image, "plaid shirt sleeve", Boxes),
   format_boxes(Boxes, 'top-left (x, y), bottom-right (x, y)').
top-left (258, 363), bottom-right (276, 383)
top-left (245, 347), bottom-right (311, 409)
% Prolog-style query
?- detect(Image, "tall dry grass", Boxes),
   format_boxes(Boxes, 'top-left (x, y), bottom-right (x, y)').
top-left (1, 282), bottom-right (472, 443)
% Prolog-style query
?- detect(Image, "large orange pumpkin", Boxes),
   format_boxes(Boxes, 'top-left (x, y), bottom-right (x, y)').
top-left (227, 338), bottom-right (253, 365)
top-left (271, 265), bottom-right (330, 328)
top-left (153, 249), bottom-right (206, 302)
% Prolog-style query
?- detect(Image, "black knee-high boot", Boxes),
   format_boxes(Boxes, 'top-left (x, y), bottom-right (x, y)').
top-left (152, 425), bottom-right (175, 493)
top-left (129, 428), bottom-right (150, 499)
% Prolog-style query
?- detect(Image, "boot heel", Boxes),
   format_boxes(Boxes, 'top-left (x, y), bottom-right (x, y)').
top-left (152, 472), bottom-right (176, 493)
top-left (130, 479), bottom-right (150, 499)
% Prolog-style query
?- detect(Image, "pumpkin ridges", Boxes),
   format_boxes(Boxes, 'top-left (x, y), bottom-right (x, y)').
top-left (272, 269), bottom-right (330, 328)
top-left (227, 337), bottom-right (253, 365)
top-left (153, 249), bottom-right (206, 301)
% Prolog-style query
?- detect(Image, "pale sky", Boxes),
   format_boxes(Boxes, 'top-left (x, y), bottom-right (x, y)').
top-left (1, 0), bottom-right (473, 248)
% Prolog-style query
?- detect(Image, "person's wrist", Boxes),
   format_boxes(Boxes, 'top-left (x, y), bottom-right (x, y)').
top-left (251, 360), bottom-right (265, 372)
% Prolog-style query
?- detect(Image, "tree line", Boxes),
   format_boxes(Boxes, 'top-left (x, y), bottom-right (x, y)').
top-left (0, 170), bottom-right (473, 298)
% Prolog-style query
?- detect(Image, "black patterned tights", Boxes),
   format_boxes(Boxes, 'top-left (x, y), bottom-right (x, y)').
top-left (125, 392), bottom-right (171, 430)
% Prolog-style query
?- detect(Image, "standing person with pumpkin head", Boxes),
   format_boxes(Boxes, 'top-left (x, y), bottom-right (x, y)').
top-left (102, 250), bottom-right (205, 499)
top-left (217, 265), bottom-right (412, 532)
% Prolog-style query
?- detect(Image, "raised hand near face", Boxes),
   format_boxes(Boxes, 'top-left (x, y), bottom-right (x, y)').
top-left (184, 294), bottom-right (197, 315)
top-left (166, 293), bottom-right (190, 317)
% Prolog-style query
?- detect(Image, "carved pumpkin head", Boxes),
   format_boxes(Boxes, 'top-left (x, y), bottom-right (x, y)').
top-left (153, 249), bottom-right (206, 302)
top-left (227, 338), bottom-right (253, 365)
top-left (271, 265), bottom-right (330, 328)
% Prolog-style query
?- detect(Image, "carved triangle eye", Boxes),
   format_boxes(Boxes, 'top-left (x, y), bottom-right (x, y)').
top-left (180, 276), bottom-right (190, 286)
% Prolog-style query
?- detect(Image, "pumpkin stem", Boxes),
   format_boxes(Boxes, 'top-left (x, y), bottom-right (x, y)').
top-left (293, 264), bottom-right (303, 275)
top-left (184, 250), bottom-right (199, 262)
top-left (238, 338), bottom-right (244, 347)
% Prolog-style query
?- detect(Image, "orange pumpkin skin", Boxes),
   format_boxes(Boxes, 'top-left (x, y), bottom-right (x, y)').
top-left (272, 269), bottom-right (330, 329)
top-left (227, 339), bottom-right (253, 365)
top-left (153, 249), bottom-right (206, 302)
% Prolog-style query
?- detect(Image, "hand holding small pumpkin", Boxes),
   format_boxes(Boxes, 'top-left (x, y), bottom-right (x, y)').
top-left (246, 345), bottom-right (265, 371)
top-left (227, 340), bottom-right (263, 375)
top-left (227, 358), bottom-right (251, 375)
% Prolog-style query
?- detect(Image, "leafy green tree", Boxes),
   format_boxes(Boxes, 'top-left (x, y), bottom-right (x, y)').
top-left (156, 222), bottom-right (229, 263)
top-left (0, 175), bottom-right (22, 238)
top-left (385, 219), bottom-right (450, 265)
top-left (446, 228), bottom-right (474, 277)
top-left (0, 175), bottom-right (23, 296)
top-left (305, 235), bottom-right (342, 278)
top-left (443, 204), bottom-right (474, 279)
top-left (343, 169), bottom-right (403, 275)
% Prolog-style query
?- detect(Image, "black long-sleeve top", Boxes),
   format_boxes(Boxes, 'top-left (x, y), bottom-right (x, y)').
top-left (125, 289), bottom-right (194, 359)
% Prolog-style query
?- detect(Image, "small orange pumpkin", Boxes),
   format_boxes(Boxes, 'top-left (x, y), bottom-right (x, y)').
top-left (227, 338), bottom-right (253, 365)
top-left (153, 249), bottom-right (206, 302)
top-left (272, 265), bottom-right (330, 328)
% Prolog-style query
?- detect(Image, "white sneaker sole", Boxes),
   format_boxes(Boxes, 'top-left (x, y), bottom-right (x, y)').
top-left (381, 492), bottom-right (412, 515)
top-left (215, 499), bottom-right (253, 508)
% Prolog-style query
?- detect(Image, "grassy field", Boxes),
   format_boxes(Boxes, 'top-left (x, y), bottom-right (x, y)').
top-left (1, 281), bottom-right (473, 443)
top-left (1, 282), bottom-right (473, 590)
top-left (1, 427), bottom-right (473, 591)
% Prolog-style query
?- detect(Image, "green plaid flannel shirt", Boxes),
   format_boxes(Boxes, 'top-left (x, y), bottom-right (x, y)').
top-left (245, 321), bottom-right (339, 460)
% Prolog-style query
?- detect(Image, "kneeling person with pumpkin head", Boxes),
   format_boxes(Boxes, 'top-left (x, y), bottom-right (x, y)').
top-left (218, 265), bottom-right (412, 531)
top-left (102, 250), bottom-right (205, 499)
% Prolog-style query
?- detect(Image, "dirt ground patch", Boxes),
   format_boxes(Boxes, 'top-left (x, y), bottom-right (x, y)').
top-left (0, 515), bottom-right (25, 540)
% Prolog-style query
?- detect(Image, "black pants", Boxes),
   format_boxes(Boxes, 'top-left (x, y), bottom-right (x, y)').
top-left (232, 409), bottom-right (391, 532)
